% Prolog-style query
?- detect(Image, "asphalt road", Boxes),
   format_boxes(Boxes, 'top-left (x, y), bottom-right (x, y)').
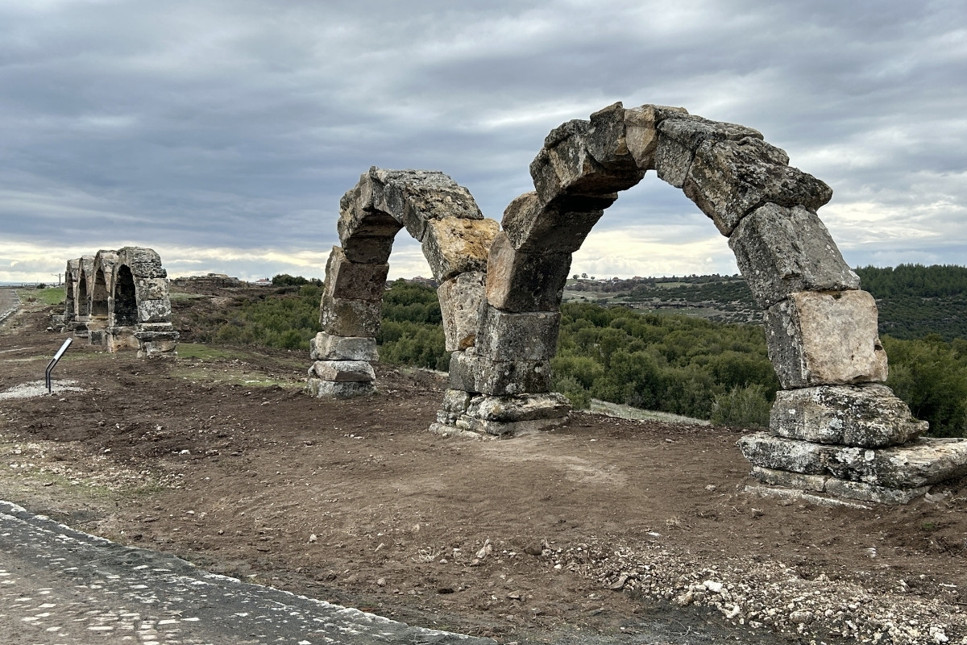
top-left (0, 499), bottom-right (495, 645)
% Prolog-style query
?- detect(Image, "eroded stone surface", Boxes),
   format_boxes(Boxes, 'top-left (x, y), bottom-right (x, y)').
top-left (739, 433), bottom-right (967, 489)
top-left (475, 306), bottom-right (561, 363)
top-left (320, 293), bottom-right (382, 338)
top-left (422, 217), bottom-right (499, 282)
top-left (770, 384), bottom-right (926, 447)
top-left (309, 360), bottom-right (376, 383)
top-left (324, 246), bottom-right (389, 301)
top-left (310, 332), bottom-right (379, 362)
top-left (438, 272), bottom-right (486, 352)
top-left (485, 233), bottom-right (572, 313)
top-left (684, 138), bottom-right (832, 236)
top-left (730, 204), bottom-right (860, 308)
top-left (765, 290), bottom-right (888, 388)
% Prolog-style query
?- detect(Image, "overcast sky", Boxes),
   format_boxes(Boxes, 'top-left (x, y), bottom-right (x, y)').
top-left (2, 0), bottom-right (965, 283)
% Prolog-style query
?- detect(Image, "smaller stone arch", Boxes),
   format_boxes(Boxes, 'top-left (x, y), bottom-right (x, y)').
top-left (64, 258), bottom-right (80, 327)
top-left (308, 167), bottom-right (499, 398)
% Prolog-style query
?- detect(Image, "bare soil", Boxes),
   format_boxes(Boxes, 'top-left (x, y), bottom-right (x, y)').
top-left (1, 292), bottom-right (966, 644)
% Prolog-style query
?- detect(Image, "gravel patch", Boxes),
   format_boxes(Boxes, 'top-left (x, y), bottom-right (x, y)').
top-left (0, 379), bottom-right (84, 400)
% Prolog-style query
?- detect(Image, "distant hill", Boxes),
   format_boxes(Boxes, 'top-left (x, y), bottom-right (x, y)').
top-left (564, 264), bottom-right (967, 341)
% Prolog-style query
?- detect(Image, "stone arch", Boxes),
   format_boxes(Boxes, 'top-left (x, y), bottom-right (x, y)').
top-left (435, 102), bottom-right (901, 438)
top-left (76, 256), bottom-right (94, 319)
top-left (308, 167), bottom-right (499, 398)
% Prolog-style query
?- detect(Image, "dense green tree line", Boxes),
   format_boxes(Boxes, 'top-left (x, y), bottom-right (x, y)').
top-left (180, 274), bottom-right (967, 437)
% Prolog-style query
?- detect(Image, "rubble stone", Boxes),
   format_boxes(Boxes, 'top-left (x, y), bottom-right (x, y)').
top-left (764, 290), bottom-right (888, 389)
top-left (729, 204), bottom-right (860, 308)
top-left (770, 384), bottom-right (926, 447)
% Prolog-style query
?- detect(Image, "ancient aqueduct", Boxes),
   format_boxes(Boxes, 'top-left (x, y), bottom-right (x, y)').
top-left (308, 102), bottom-right (967, 505)
top-left (54, 103), bottom-right (967, 505)
top-left (62, 246), bottom-right (179, 358)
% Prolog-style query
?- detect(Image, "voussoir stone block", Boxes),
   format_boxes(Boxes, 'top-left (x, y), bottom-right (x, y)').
top-left (765, 290), bottom-right (888, 389)
top-left (323, 246), bottom-right (389, 301)
top-left (684, 138), bottom-right (833, 236)
top-left (475, 305), bottom-right (561, 362)
top-left (621, 104), bottom-right (688, 171)
top-left (320, 292), bottom-right (381, 338)
top-left (655, 115), bottom-right (764, 188)
top-left (337, 190), bottom-right (403, 249)
top-left (437, 271), bottom-right (486, 351)
top-left (501, 192), bottom-right (612, 254)
top-left (309, 360), bottom-right (376, 382)
top-left (770, 384), bottom-right (927, 447)
top-left (583, 102), bottom-right (647, 187)
top-left (730, 203), bottom-right (861, 308)
top-left (485, 232), bottom-right (572, 313)
top-left (310, 332), bottom-right (378, 361)
top-left (421, 217), bottom-right (499, 282)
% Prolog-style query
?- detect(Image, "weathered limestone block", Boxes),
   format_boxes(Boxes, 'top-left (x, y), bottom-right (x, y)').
top-left (421, 217), bottom-right (499, 282)
top-left (437, 271), bottom-right (485, 351)
top-left (501, 192), bottom-right (612, 254)
top-left (655, 115), bottom-right (764, 188)
top-left (319, 292), bottom-right (381, 338)
top-left (823, 478), bottom-right (929, 505)
top-left (684, 138), bottom-right (833, 236)
top-left (137, 299), bottom-right (172, 324)
top-left (338, 188), bottom-right (403, 245)
top-left (582, 102), bottom-right (647, 187)
top-left (730, 204), bottom-right (860, 308)
top-left (447, 350), bottom-right (552, 396)
top-left (306, 378), bottom-right (374, 399)
top-left (135, 278), bottom-right (170, 302)
top-left (475, 305), bottom-right (561, 362)
top-left (357, 168), bottom-right (485, 242)
top-left (466, 393), bottom-right (571, 423)
top-left (135, 328), bottom-right (180, 358)
top-left (771, 384), bottom-right (926, 447)
top-left (623, 104), bottom-right (688, 170)
top-left (750, 466), bottom-right (828, 492)
top-left (309, 360), bottom-right (376, 382)
top-left (485, 233), bottom-right (572, 313)
top-left (310, 332), bottom-right (378, 361)
top-left (750, 466), bottom-right (929, 504)
top-left (323, 246), bottom-right (388, 301)
top-left (529, 119), bottom-right (595, 204)
top-left (120, 247), bottom-right (167, 279)
top-left (765, 290), bottom-right (888, 389)
top-left (739, 433), bottom-right (967, 489)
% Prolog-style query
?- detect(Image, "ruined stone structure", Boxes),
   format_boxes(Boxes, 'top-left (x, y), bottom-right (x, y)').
top-left (316, 103), bottom-right (967, 504)
top-left (64, 247), bottom-right (179, 358)
top-left (308, 168), bottom-right (498, 398)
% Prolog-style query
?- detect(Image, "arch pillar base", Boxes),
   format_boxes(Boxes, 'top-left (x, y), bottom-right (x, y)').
top-left (739, 391), bottom-right (967, 504)
top-left (432, 389), bottom-right (570, 437)
top-left (135, 324), bottom-right (180, 358)
top-left (307, 377), bottom-right (375, 399)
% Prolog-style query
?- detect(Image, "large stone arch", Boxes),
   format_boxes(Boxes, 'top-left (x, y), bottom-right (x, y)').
top-left (308, 167), bottom-right (499, 398)
top-left (430, 101), bottom-right (967, 504)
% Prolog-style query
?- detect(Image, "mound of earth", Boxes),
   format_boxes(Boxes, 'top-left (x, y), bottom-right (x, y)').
top-left (1, 296), bottom-right (965, 644)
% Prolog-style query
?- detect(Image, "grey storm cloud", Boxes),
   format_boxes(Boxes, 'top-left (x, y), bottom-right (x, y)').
top-left (1, 0), bottom-right (965, 280)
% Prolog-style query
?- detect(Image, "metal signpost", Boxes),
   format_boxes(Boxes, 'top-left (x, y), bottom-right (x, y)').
top-left (46, 337), bottom-right (72, 394)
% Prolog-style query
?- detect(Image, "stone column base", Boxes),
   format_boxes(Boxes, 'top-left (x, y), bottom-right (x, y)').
top-left (135, 326), bottom-right (180, 358)
top-left (432, 390), bottom-right (571, 437)
top-left (738, 432), bottom-right (967, 504)
top-left (306, 377), bottom-right (375, 399)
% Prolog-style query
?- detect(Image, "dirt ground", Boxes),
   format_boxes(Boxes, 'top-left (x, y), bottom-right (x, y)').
top-left (1, 292), bottom-right (966, 645)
